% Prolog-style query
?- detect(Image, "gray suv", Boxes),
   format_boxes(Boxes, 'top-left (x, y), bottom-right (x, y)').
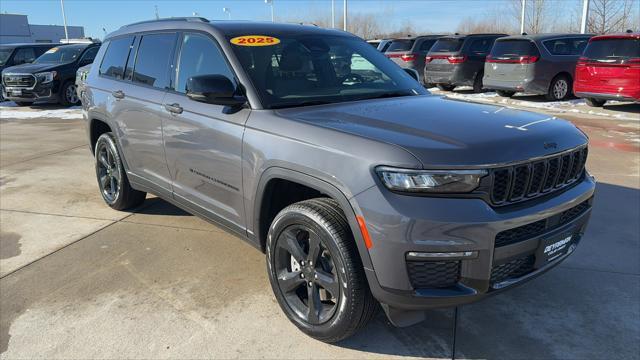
top-left (84, 18), bottom-right (595, 342)
top-left (484, 34), bottom-right (593, 100)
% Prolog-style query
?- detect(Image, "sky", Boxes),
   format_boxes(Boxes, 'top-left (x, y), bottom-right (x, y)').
top-left (1, 0), bottom-right (505, 39)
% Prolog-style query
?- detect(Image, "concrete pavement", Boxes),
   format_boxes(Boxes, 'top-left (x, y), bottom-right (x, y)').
top-left (0, 103), bottom-right (638, 359)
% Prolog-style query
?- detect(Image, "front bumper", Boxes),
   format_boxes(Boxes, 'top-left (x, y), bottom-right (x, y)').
top-left (352, 173), bottom-right (595, 314)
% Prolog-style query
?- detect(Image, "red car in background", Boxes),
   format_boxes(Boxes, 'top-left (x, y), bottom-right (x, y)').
top-left (574, 32), bottom-right (640, 107)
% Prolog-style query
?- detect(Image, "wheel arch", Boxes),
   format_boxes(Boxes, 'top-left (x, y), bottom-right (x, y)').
top-left (253, 167), bottom-right (375, 273)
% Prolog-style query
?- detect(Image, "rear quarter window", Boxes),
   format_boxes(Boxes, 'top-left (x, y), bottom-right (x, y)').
top-left (99, 36), bottom-right (134, 80)
top-left (543, 38), bottom-right (590, 56)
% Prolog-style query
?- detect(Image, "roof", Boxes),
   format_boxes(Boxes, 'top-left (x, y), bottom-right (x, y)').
top-left (0, 43), bottom-right (61, 48)
top-left (109, 17), bottom-right (351, 40)
top-left (497, 33), bottom-right (594, 41)
top-left (440, 33), bottom-right (508, 39)
top-left (393, 35), bottom-right (445, 40)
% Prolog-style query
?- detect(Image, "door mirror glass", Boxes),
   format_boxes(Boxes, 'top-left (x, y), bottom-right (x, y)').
top-left (186, 74), bottom-right (244, 106)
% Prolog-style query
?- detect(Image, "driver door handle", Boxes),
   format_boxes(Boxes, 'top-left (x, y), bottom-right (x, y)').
top-left (112, 90), bottom-right (125, 99)
top-left (164, 103), bottom-right (183, 115)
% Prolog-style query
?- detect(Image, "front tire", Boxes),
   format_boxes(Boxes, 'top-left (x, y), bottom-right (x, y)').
top-left (94, 132), bottom-right (146, 210)
top-left (266, 198), bottom-right (376, 343)
top-left (585, 98), bottom-right (606, 107)
top-left (60, 80), bottom-right (80, 106)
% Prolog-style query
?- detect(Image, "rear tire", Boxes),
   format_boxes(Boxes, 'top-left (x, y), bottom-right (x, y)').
top-left (266, 198), bottom-right (377, 343)
top-left (94, 132), bottom-right (146, 210)
top-left (546, 74), bottom-right (572, 101)
top-left (437, 84), bottom-right (456, 91)
top-left (13, 101), bottom-right (33, 106)
top-left (496, 90), bottom-right (515, 97)
top-left (585, 98), bottom-right (606, 107)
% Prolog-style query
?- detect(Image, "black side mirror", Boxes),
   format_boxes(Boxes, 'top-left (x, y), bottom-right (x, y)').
top-left (186, 74), bottom-right (245, 107)
top-left (403, 68), bottom-right (420, 82)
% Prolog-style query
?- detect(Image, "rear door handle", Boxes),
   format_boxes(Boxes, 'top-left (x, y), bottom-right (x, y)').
top-left (164, 103), bottom-right (183, 114)
top-left (112, 90), bottom-right (125, 99)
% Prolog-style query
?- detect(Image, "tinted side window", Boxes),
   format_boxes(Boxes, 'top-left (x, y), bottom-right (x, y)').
top-left (80, 46), bottom-right (99, 63)
top-left (419, 40), bottom-right (437, 52)
top-left (99, 36), bottom-right (134, 79)
top-left (175, 33), bottom-right (233, 93)
top-left (13, 48), bottom-right (36, 64)
top-left (544, 38), bottom-right (589, 55)
top-left (132, 33), bottom-right (176, 89)
top-left (468, 38), bottom-right (493, 55)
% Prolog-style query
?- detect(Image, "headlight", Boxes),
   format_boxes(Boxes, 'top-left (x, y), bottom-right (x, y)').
top-left (376, 166), bottom-right (487, 193)
top-left (35, 71), bottom-right (56, 84)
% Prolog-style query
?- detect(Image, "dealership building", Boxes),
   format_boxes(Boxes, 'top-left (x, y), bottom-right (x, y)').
top-left (0, 13), bottom-right (85, 44)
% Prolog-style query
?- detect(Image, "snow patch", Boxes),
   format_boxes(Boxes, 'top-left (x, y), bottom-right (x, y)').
top-left (0, 104), bottom-right (83, 120)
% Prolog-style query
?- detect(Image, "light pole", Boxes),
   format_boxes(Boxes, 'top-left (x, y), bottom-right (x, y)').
top-left (264, 0), bottom-right (276, 22)
top-left (60, 0), bottom-right (69, 42)
top-left (331, 0), bottom-right (335, 28)
top-left (580, 0), bottom-right (590, 34)
top-left (343, 0), bottom-right (347, 31)
top-left (520, 0), bottom-right (526, 34)
top-left (265, 0), bottom-right (274, 22)
top-left (223, 7), bottom-right (231, 20)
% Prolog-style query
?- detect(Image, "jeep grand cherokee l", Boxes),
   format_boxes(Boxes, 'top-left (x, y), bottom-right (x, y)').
top-left (83, 18), bottom-right (595, 342)
top-left (2, 42), bottom-right (100, 106)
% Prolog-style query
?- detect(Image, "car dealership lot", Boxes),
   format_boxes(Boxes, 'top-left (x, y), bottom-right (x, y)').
top-left (0, 101), bottom-right (638, 359)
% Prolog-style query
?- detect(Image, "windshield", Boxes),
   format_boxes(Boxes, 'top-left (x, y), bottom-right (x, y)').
top-left (34, 46), bottom-right (84, 64)
top-left (583, 38), bottom-right (639, 61)
top-left (490, 40), bottom-right (539, 58)
top-left (430, 38), bottom-right (464, 53)
top-left (0, 48), bottom-right (12, 66)
top-left (229, 34), bottom-right (426, 109)
top-left (386, 39), bottom-right (415, 52)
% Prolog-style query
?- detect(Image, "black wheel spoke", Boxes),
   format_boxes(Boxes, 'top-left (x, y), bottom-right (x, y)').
top-left (307, 235), bottom-right (321, 264)
top-left (279, 231), bottom-right (306, 262)
top-left (307, 283), bottom-right (321, 323)
top-left (278, 270), bottom-right (305, 293)
top-left (315, 269), bottom-right (339, 297)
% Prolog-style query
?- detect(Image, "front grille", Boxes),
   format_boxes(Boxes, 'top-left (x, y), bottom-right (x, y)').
top-left (407, 260), bottom-right (460, 289)
top-left (3, 74), bottom-right (35, 88)
top-left (489, 146), bottom-right (588, 206)
top-left (490, 255), bottom-right (535, 284)
top-left (495, 198), bottom-right (592, 247)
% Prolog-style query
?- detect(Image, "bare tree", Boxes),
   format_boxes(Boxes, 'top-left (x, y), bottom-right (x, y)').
top-left (509, 0), bottom-right (554, 34)
top-left (588, 0), bottom-right (638, 34)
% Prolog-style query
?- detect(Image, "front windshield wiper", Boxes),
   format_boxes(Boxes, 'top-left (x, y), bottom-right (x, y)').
top-left (269, 100), bottom-right (334, 109)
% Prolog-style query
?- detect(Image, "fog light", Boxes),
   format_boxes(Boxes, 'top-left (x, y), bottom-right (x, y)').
top-left (406, 251), bottom-right (478, 261)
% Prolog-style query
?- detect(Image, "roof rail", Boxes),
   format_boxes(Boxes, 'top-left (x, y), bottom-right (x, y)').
top-left (120, 17), bottom-right (209, 29)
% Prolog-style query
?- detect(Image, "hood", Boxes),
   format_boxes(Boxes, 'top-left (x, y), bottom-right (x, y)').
top-left (2, 62), bottom-right (62, 75)
top-left (276, 95), bottom-right (588, 167)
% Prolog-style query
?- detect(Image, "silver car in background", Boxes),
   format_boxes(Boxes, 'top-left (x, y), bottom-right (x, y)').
top-left (483, 34), bottom-right (593, 100)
